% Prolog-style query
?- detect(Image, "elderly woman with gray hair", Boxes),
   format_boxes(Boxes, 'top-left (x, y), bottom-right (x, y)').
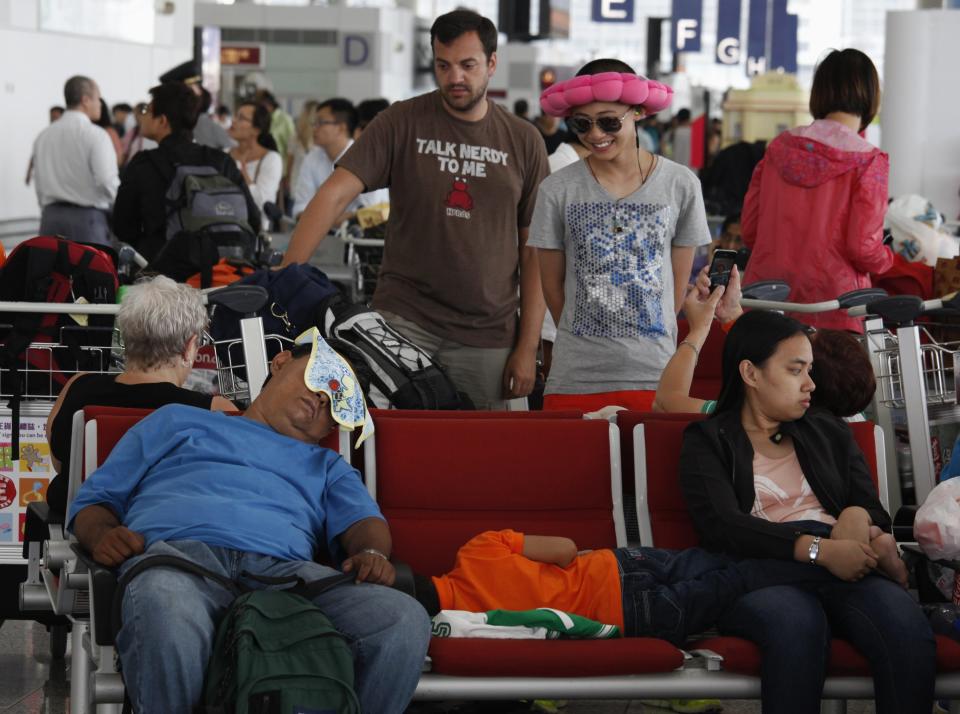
top-left (45, 275), bottom-right (235, 515)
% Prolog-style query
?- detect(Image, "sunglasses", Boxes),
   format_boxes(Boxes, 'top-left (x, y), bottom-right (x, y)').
top-left (567, 109), bottom-right (633, 135)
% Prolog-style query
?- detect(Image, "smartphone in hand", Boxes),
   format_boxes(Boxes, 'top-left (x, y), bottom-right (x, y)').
top-left (708, 249), bottom-right (738, 292)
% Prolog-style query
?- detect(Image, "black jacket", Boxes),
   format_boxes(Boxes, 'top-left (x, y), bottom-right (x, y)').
top-left (112, 135), bottom-right (261, 262)
top-left (679, 408), bottom-right (891, 561)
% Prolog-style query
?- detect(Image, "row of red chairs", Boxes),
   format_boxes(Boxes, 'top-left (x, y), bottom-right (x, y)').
top-left (59, 406), bottom-right (960, 708)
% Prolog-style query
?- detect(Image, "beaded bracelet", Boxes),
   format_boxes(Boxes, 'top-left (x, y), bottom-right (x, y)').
top-left (678, 339), bottom-right (700, 360)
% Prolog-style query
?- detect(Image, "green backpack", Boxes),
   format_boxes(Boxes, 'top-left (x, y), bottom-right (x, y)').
top-left (113, 555), bottom-right (360, 714)
top-left (203, 589), bottom-right (360, 714)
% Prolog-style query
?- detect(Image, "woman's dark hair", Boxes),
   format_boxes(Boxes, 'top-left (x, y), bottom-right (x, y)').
top-left (809, 48), bottom-right (880, 132)
top-left (810, 330), bottom-right (876, 418)
top-left (94, 99), bottom-right (112, 129)
top-left (430, 9), bottom-right (497, 60)
top-left (148, 82), bottom-right (200, 139)
top-left (239, 100), bottom-right (278, 151)
top-left (576, 58), bottom-right (636, 77)
top-left (713, 310), bottom-right (810, 414)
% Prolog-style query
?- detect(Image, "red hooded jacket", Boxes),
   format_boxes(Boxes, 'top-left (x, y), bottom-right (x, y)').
top-left (742, 119), bottom-right (893, 332)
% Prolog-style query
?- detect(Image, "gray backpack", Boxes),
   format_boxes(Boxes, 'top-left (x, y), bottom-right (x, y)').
top-left (164, 164), bottom-right (258, 259)
top-left (146, 150), bottom-right (259, 264)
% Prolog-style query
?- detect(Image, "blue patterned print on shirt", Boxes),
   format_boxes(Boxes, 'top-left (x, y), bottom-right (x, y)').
top-left (566, 201), bottom-right (671, 338)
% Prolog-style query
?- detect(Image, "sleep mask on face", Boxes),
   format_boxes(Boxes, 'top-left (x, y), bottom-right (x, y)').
top-left (296, 328), bottom-right (374, 447)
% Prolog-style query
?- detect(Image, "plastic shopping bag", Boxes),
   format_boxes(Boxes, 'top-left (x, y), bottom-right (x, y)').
top-left (915, 478), bottom-right (960, 560)
top-left (886, 194), bottom-right (960, 267)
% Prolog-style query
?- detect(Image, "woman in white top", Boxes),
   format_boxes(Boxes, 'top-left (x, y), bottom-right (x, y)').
top-left (229, 101), bottom-right (282, 222)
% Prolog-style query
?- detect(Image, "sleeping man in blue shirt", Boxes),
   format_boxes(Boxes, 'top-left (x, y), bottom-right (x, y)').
top-left (68, 339), bottom-right (430, 714)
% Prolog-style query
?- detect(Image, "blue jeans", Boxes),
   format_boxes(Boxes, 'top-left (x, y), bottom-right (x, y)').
top-left (116, 540), bottom-right (431, 714)
top-left (717, 522), bottom-right (936, 714)
top-left (615, 546), bottom-right (840, 645)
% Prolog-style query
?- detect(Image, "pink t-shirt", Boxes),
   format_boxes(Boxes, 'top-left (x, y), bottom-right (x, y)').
top-left (751, 451), bottom-right (836, 525)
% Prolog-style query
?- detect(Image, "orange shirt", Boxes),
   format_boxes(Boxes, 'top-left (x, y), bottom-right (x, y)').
top-left (431, 529), bottom-right (624, 632)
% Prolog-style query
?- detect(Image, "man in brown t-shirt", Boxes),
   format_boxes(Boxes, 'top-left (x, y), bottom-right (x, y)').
top-left (284, 10), bottom-right (549, 409)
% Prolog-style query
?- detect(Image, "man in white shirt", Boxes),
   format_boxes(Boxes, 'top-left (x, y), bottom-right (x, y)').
top-left (33, 76), bottom-right (119, 247)
top-left (292, 98), bottom-right (387, 217)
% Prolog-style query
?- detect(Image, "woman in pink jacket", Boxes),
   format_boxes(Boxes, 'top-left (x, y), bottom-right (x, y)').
top-left (741, 49), bottom-right (893, 332)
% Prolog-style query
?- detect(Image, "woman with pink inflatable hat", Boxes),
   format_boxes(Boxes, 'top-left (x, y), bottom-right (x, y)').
top-left (528, 59), bottom-right (712, 413)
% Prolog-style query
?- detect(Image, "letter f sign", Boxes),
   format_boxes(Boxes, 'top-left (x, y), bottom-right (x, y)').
top-left (676, 19), bottom-right (699, 50)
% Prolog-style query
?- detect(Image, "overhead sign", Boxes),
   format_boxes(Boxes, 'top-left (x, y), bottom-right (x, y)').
top-left (745, 0), bottom-right (797, 76)
top-left (671, 0), bottom-right (703, 53)
top-left (221, 44), bottom-right (264, 68)
top-left (746, 0), bottom-right (767, 76)
top-left (771, 1), bottom-right (798, 74)
top-left (341, 33), bottom-right (375, 70)
top-left (715, 0), bottom-right (742, 65)
top-left (591, 0), bottom-right (634, 23)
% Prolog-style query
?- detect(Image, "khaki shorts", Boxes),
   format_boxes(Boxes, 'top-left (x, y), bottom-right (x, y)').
top-left (377, 310), bottom-right (527, 411)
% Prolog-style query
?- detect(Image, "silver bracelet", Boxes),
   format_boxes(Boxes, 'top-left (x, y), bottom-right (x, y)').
top-left (361, 548), bottom-right (389, 561)
top-left (678, 339), bottom-right (700, 361)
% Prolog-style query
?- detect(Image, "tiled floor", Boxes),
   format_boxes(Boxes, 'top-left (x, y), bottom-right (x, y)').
top-left (0, 619), bottom-right (882, 714)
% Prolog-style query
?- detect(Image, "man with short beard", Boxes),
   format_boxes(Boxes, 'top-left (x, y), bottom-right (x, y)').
top-left (284, 9), bottom-right (549, 410)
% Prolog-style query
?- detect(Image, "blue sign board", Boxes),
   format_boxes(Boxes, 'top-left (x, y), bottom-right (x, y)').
top-left (715, 0), bottom-right (742, 65)
top-left (591, 0), bottom-right (634, 23)
top-left (771, 0), bottom-right (798, 73)
top-left (746, 0), bottom-right (768, 75)
top-left (671, 0), bottom-right (703, 52)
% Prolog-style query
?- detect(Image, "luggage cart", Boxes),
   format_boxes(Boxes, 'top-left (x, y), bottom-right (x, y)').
top-left (859, 295), bottom-right (960, 507)
top-left (340, 222), bottom-right (385, 305)
top-left (0, 287), bottom-right (270, 567)
top-left (741, 290), bottom-right (960, 507)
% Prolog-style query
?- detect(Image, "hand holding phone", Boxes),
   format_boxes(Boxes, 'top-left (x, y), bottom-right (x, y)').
top-left (708, 249), bottom-right (738, 292)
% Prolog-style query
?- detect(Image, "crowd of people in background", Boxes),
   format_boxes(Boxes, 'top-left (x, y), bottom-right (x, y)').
top-left (25, 69), bottom-right (392, 253)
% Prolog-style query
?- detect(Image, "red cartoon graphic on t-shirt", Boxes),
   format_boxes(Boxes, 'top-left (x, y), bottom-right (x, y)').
top-left (445, 178), bottom-right (474, 211)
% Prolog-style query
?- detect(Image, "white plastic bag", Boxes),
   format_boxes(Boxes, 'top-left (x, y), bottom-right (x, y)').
top-left (915, 478), bottom-right (960, 560)
top-left (886, 194), bottom-right (960, 267)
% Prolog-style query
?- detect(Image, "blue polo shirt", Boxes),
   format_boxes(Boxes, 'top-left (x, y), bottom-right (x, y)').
top-left (67, 404), bottom-right (382, 561)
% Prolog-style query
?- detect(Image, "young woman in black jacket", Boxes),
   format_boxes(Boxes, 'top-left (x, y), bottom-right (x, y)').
top-left (679, 310), bottom-right (934, 714)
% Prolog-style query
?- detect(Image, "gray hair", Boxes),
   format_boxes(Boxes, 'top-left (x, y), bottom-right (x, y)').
top-left (64, 76), bottom-right (96, 108)
top-left (117, 275), bottom-right (208, 370)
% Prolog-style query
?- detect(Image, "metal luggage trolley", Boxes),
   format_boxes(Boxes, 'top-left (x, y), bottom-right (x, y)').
top-left (741, 289), bottom-right (960, 509)
top-left (338, 221), bottom-right (385, 305)
top-left (859, 294), bottom-right (960, 507)
top-left (0, 286), bottom-right (272, 569)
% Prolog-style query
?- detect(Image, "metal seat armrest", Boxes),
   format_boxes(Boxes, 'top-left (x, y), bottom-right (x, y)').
top-left (71, 544), bottom-right (120, 647)
top-left (22, 501), bottom-right (61, 559)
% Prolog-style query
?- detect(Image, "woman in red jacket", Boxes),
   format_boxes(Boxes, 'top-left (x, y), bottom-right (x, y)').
top-left (741, 49), bottom-right (893, 332)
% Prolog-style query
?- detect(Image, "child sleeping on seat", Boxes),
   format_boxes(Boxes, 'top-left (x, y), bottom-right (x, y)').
top-left (408, 528), bottom-right (859, 647)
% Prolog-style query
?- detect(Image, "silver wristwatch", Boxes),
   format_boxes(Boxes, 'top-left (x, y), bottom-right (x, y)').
top-left (808, 536), bottom-right (822, 565)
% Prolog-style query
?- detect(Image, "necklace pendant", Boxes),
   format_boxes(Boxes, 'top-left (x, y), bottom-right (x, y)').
top-left (613, 225), bottom-right (622, 233)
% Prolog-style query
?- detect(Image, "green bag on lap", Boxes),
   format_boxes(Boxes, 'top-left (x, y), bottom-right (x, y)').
top-left (202, 589), bottom-right (360, 714)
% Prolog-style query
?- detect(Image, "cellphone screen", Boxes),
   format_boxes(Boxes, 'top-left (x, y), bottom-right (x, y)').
top-left (708, 250), bottom-right (738, 290)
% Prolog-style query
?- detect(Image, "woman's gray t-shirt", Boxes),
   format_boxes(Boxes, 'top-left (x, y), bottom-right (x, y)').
top-left (528, 156), bottom-right (710, 395)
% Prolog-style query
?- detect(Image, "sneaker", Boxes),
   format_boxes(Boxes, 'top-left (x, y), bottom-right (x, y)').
top-left (642, 700), bottom-right (723, 713)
